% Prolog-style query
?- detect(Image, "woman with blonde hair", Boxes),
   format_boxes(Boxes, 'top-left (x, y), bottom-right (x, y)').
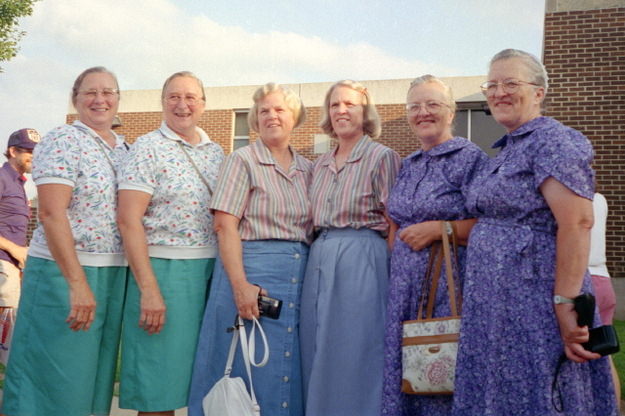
top-left (188, 83), bottom-right (312, 416)
top-left (300, 80), bottom-right (401, 416)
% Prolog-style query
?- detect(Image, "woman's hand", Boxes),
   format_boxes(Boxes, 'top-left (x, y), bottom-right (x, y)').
top-left (66, 279), bottom-right (96, 331)
top-left (139, 287), bottom-right (166, 335)
top-left (399, 221), bottom-right (441, 251)
top-left (554, 303), bottom-right (601, 362)
top-left (232, 281), bottom-right (267, 320)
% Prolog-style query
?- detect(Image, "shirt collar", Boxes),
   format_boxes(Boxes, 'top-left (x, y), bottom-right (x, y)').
top-left (1, 162), bottom-right (22, 182)
top-left (72, 120), bottom-right (123, 147)
top-left (407, 136), bottom-right (471, 160)
top-left (159, 121), bottom-right (211, 147)
top-left (251, 139), bottom-right (305, 172)
top-left (322, 134), bottom-right (371, 166)
top-left (492, 116), bottom-right (551, 149)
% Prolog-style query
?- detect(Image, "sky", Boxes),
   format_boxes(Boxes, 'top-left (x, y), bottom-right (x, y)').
top-left (0, 0), bottom-right (546, 185)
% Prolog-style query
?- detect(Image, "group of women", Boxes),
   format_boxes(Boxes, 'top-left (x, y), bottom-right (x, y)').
top-left (0, 47), bottom-right (618, 416)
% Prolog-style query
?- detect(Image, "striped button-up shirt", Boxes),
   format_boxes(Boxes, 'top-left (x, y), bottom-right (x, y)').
top-left (310, 135), bottom-right (401, 233)
top-left (210, 139), bottom-right (313, 244)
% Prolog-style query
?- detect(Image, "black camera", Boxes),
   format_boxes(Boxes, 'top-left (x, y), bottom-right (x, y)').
top-left (258, 295), bottom-right (282, 320)
top-left (574, 293), bottom-right (619, 356)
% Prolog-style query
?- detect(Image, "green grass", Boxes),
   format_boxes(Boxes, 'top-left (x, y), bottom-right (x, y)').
top-left (612, 320), bottom-right (625, 399)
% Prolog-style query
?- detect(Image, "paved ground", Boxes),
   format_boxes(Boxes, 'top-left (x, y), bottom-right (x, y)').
top-left (110, 396), bottom-right (188, 416)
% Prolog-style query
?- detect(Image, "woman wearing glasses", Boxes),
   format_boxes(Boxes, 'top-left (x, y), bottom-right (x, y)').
top-left (2, 67), bottom-right (128, 416)
top-left (117, 71), bottom-right (224, 416)
top-left (380, 75), bottom-right (487, 416)
top-left (452, 49), bottom-right (617, 415)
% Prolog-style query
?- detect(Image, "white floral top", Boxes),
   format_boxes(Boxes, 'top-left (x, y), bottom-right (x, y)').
top-left (118, 122), bottom-right (224, 259)
top-left (30, 120), bottom-right (128, 266)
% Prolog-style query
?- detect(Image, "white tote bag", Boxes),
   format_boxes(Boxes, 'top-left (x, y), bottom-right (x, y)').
top-left (203, 316), bottom-right (269, 416)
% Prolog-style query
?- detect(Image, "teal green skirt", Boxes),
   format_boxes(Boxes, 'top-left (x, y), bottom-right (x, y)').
top-left (1, 256), bottom-right (127, 416)
top-left (119, 257), bottom-right (214, 411)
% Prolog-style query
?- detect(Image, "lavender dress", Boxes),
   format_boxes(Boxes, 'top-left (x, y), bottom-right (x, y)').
top-left (453, 117), bottom-right (618, 416)
top-left (381, 137), bottom-right (487, 416)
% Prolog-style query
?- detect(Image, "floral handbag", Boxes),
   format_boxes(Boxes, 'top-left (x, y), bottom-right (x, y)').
top-left (401, 222), bottom-right (462, 395)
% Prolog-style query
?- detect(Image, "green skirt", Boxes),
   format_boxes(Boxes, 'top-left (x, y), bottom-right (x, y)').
top-left (119, 257), bottom-right (214, 411)
top-left (1, 256), bottom-right (127, 416)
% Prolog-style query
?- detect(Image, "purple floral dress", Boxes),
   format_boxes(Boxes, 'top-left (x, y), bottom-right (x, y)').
top-left (382, 137), bottom-right (487, 416)
top-left (453, 117), bottom-right (618, 416)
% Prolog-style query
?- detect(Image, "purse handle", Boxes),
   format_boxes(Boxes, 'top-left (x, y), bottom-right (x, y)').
top-left (223, 316), bottom-right (270, 411)
top-left (416, 221), bottom-right (462, 320)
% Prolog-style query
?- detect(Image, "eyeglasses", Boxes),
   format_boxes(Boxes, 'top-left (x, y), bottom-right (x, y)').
top-left (164, 94), bottom-right (204, 106)
top-left (79, 88), bottom-right (119, 99)
top-left (405, 100), bottom-right (450, 115)
top-left (480, 79), bottom-right (538, 97)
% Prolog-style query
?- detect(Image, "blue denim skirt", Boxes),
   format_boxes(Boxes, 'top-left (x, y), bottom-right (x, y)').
top-left (188, 240), bottom-right (308, 416)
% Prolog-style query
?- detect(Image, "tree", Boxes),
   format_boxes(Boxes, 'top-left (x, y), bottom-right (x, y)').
top-left (0, 0), bottom-right (39, 72)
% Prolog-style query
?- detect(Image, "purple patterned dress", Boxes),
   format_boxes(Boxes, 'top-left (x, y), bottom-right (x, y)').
top-left (453, 117), bottom-right (618, 416)
top-left (382, 137), bottom-right (487, 416)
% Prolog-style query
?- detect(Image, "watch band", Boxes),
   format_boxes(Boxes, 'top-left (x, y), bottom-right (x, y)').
top-left (553, 295), bottom-right (574, 305)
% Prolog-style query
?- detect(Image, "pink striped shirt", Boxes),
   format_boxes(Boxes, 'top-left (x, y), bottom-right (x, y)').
top-left (310, 135), bottom-right (401, 233)
top-left (210, 139), bottom-right (313, 243)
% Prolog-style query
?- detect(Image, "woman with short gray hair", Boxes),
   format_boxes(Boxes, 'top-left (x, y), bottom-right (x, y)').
top-left (452, 48), bottom-right (617, 415)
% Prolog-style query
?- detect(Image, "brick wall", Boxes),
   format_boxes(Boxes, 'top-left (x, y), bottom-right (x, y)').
top-left (543, 7), bottom-right (625, 278)
top-left (69, 104), bottom-right (418, 159)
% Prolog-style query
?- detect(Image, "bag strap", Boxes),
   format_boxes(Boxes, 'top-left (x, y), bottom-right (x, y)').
top-left (440, 222), bottom-right (461, 316)
top-left (247, 317), bottom-right (269, 367)
top-left (177, 141), bottom-right (213, 196)
top-left (417, 222), bottom-right (462, 319)
top-left (237, 316), bottom-right (260, 411)
top-left (417, 242), bottom-right (441, 320)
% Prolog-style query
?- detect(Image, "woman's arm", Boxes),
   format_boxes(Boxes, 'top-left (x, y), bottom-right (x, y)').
top-left (38, 184), bottom-right (95, 331)
top-left (541, 177), bottom-right (600, 363)
top-left (398, 218), bottom-right (477, 251)
top-left (117, 189), bottom-right (165, 335)
top-left (386, 213), bottom-right (398, 251)
top-left (213, 210), bottom-right (265, 320)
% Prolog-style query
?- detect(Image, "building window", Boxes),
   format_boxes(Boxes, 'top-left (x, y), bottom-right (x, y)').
top-left (454, 105), bottom-right (506, 157)
top-left (233, 111), bottom-right (250, 151)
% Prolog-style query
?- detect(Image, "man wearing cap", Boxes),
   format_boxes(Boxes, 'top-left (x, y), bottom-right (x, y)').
top-left (0, 128), bottom-right (39, 364)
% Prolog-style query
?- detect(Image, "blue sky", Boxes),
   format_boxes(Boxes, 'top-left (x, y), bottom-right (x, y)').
top-left (0, 0), bottom-right (545, 159)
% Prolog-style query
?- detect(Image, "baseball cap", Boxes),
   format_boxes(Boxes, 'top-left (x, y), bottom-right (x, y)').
top-left (7, 128), bottom-right (40, 150)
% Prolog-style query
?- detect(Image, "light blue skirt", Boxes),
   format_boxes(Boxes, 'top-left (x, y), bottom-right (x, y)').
top-left (188, 240), bottom-right (308, 416)
top-left (119, 257), bottom-right (214, 411)
top-left (300, 227), bottom-right (389, 416)
top-left (1, 256), bottom-right (127, 416)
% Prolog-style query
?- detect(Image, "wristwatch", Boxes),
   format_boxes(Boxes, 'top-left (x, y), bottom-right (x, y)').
top-left (553, 295), bottom-right (575, 305)
top-left (444, 221), bottom-right (453, 236)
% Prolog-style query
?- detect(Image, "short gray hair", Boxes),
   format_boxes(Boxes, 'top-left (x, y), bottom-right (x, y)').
top-left (490, 49), bottom-right (549, 91)
top-left (247, 83), bottom-right (306, 133)
top-left (408, 74), bottom-right (457, 113)
top-left (71, 66), bottom-right (119, 106)
top-left (161, 71), bottom-right (206, 102)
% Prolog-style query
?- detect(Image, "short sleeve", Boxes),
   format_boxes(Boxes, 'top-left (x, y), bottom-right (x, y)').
top-left (209, 151), bottom-right (251, 218)
top-left (460, 145), bottom-right (489, 194)
top-left (32, 126), bottom-right (81, 186)
top-left (533, 126), bottom-right (595, 199)
top-left (118, 135), bottom-right (158, 194)
top-left (372, 146), bottom-right (402, 207)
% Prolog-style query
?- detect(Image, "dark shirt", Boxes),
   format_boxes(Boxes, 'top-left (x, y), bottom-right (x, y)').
top-left (0, 162), bottom-right (30, 266)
